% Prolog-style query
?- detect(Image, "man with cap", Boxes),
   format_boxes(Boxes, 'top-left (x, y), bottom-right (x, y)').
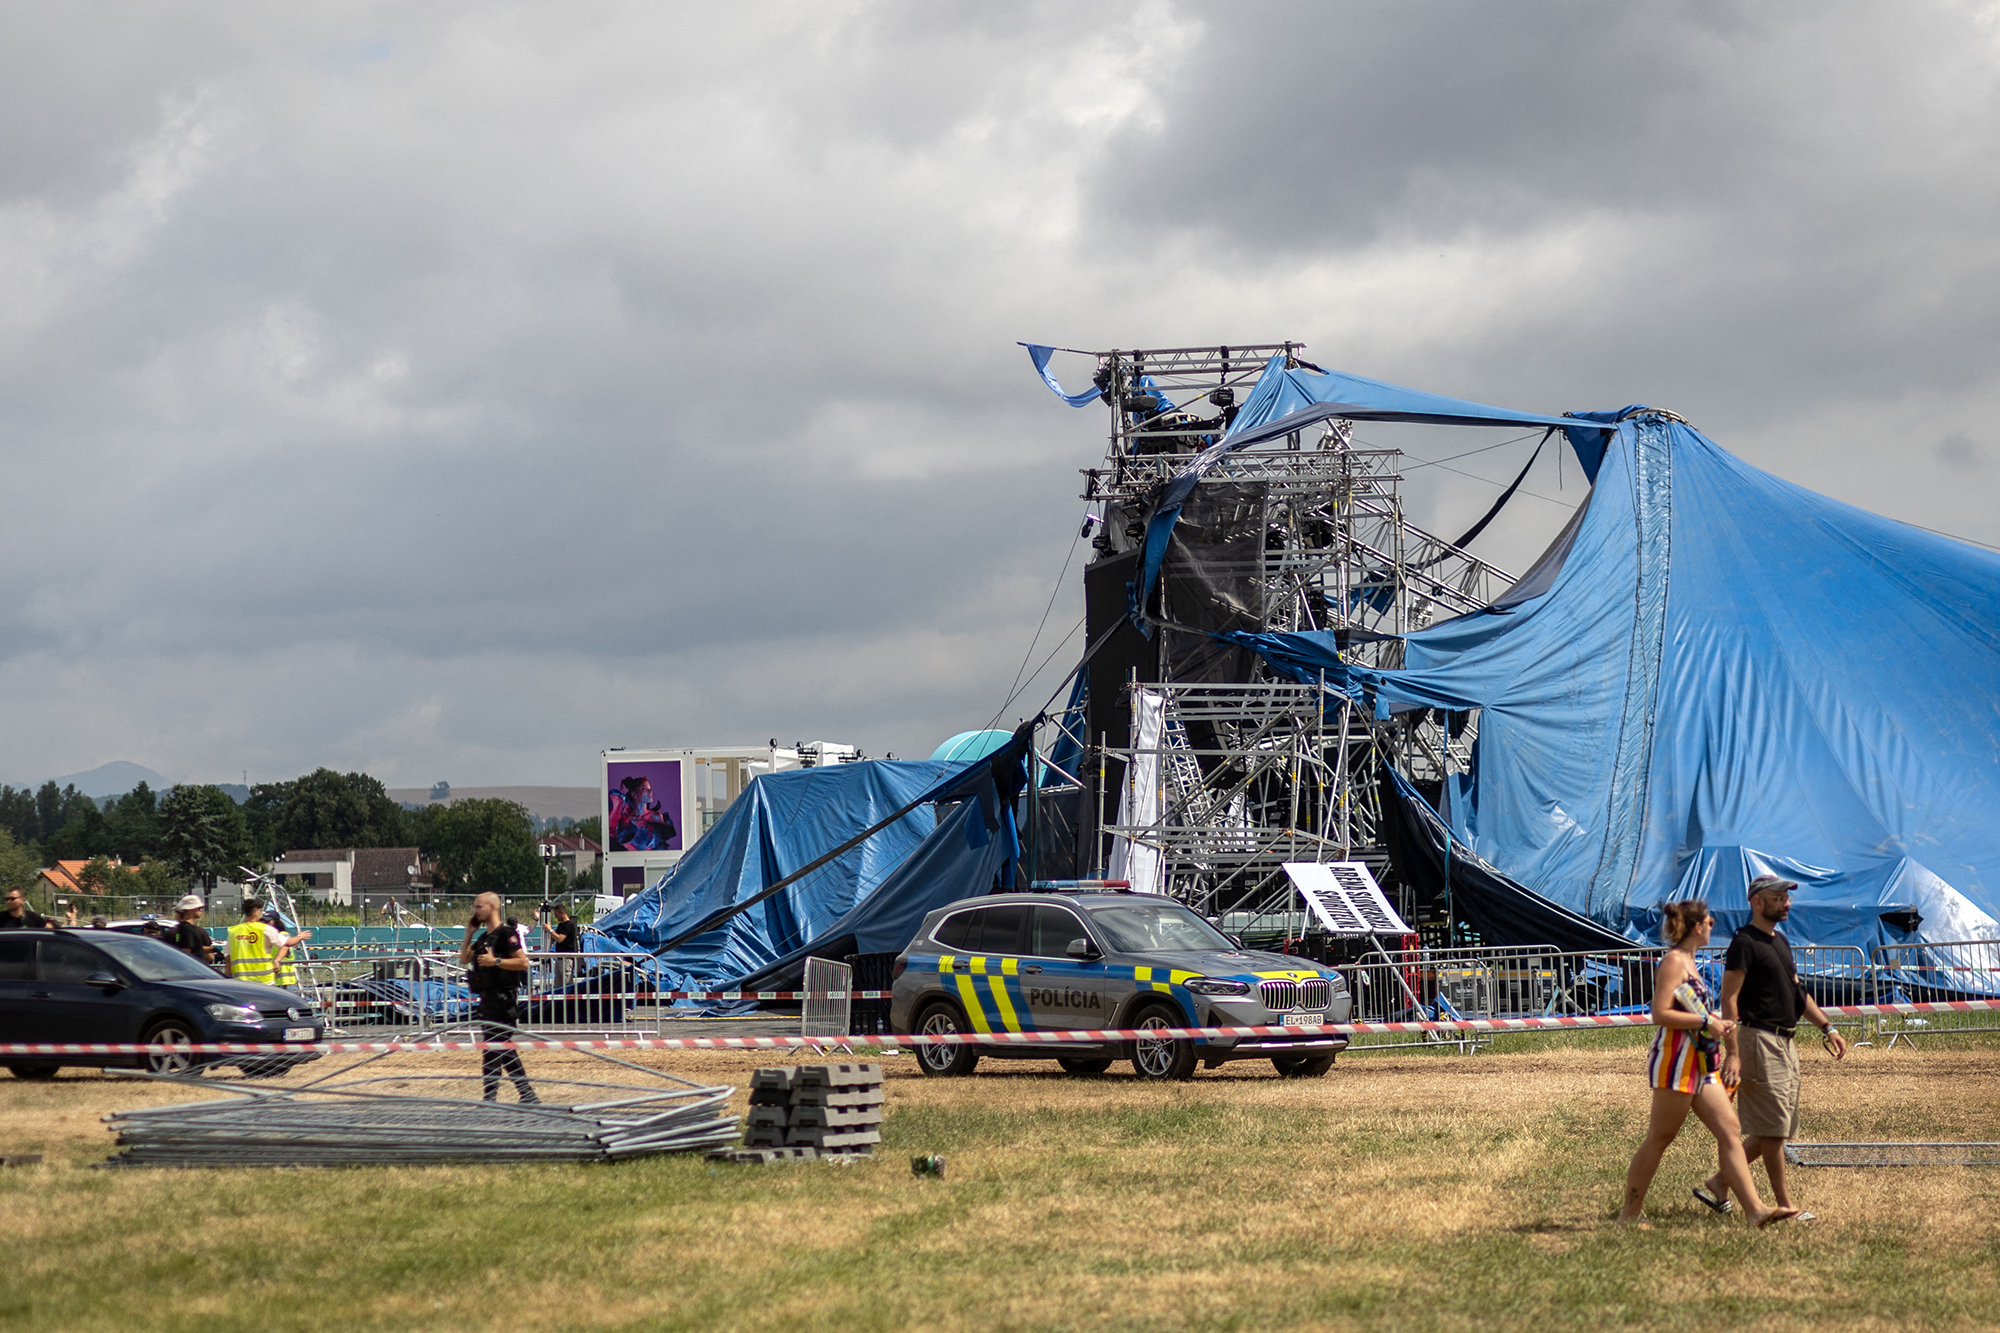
top-left (1698, 874), bottom-right (1848, 1220)
top-left (170, 895), bottom-right (216, 966)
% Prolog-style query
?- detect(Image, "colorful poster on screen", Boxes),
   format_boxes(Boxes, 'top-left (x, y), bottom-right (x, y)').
top-left (606, 759), bottom-right (684, 852)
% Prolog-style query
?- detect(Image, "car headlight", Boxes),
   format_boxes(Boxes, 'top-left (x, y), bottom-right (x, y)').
top-left (1183, 977), bottom-right (1251, 996)
top-left (205, 1003), bottom-right (261, 1023)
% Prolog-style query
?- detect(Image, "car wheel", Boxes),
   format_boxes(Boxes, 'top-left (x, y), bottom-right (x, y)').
top-left (1056, 1057), bottom-right (1112, 1075)
top-left (912, 1001), bottom-right (981, 1077)
top-left (141, 1019), bottom-right (203, 1077)
top-left (1129, 1002), bottom-right (1198, 1082)
top-left (1272, 1054), bottom-right (1336, 1078)
top-left (6, 1064), bottom-right (59, 1081)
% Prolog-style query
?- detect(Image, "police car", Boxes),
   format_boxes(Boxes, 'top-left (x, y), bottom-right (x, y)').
top-left (889, 890), bottom-right (1352, 1081)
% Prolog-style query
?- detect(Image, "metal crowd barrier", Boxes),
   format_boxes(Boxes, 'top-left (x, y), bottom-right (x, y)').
top-left (1869, 938), bottom-right (2000, 1048)
top-left (1336, 947), bottom-right (1662, 1055)
top-left (802, 958), bottom-right (854, 1044)
top-left (1331, 941), bottom-right (1896, 1056)
top-left (291, 949), bottom-right (667, 1036)
top-left (273, 939), bottom-right (2000, 1051)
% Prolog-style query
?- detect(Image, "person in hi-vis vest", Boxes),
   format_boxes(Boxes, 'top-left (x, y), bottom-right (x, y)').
top-left (228, 899), bottom-right (309, 987)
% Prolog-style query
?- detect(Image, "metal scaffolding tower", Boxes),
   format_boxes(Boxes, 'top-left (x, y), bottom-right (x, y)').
top-left (1060, 343), bottom-right (1519, 929)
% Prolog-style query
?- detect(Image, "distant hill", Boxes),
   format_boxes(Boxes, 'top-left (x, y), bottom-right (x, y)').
top-left (387, 786), bottom-right (598, 822)
top-left (48, 761), bottom-right (172, 798)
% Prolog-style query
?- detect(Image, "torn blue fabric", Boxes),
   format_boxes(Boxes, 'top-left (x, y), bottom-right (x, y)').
top-left (592, 760), bottom-right (960, 980)
top-left (1232, 414), bottom-right (2000, 953)
top-left (1021, 343), bottom-right (1102, 408)
top-left (1135, 357), bottom-right (1602, 623)
top-left (1224, 358), bottom-right (1609, 445)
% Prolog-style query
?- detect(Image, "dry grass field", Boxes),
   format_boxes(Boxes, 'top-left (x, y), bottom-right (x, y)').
top-left (1, 1032), bottom-right (1996, 1332)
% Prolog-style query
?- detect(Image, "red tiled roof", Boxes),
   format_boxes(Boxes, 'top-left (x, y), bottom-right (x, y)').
top-left (38, 859), bottom-right (140, 893)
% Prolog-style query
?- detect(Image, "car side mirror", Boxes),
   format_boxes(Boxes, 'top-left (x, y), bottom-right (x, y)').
top-left (85, 972), bottom-right (125, 989)
top-left (1227, 935), bottom-right (1244, 949)
top-left (1066, 937), bottom-right (1099, 960)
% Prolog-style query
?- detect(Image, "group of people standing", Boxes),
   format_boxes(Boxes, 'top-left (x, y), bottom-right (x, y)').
top-left (152, 894), bottom-right (312, 984)
top-left (1620, 874), bottom-right (1849, 1228)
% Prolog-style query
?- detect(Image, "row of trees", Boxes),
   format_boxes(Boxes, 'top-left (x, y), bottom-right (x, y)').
top-left (0, 768), bottom-right (601, 899)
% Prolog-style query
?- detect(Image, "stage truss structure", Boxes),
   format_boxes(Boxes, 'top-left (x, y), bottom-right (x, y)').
top-left (1050, 343), bottom-right (1523, 929)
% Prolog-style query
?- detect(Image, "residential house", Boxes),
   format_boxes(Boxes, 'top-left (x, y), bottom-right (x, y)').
top-left (37, 858), bottom-right (140, 903)
top-left (540, 833), bottom-right (602, 889)
top-left (273, 847), bottom-right (428, 907)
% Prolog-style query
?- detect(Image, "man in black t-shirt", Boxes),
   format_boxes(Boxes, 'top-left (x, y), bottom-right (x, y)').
top-left (170, 895), bottom-right (216, 966)
top-left (547, 903), bottom-right (581, 953)
top-left (460, 891), bottom-right (538, 1103)
top-left (1701, 874), bottom-right (1848, 1219)
top-left (543, 902), bottom-right (582, 984)
top-left (1, 889), bottom-right (48, 929)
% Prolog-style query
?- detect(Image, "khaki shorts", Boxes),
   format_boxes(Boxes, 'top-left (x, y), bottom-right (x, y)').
top-left (1737, 1025), bottom-right (1800, 1139)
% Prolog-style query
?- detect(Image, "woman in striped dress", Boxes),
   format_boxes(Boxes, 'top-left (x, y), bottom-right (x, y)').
top-left (1616, 899), bottom-right (1799, 1228)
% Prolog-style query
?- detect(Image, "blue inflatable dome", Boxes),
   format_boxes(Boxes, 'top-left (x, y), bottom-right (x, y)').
top-left (930, 729), bottom-right (1014, 763)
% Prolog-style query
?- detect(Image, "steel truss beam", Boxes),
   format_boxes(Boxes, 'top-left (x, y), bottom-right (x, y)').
top-left (1076, 343), bottom-right (1510, 927)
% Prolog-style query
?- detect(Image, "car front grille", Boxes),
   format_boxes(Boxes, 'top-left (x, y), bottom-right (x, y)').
top-left (1259, 979), bottom-right (1332, 1013)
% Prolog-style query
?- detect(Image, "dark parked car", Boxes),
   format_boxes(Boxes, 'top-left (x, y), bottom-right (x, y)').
top-left (0, 929), bottom-right (323, 1079)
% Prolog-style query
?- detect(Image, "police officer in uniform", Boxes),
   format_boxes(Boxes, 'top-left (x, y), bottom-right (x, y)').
top-left (461, 891), bottom-right (538, 1104)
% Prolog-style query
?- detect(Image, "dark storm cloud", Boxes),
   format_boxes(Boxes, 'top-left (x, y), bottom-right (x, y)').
top-left (1095, 2), bottom-right (2000, 422)
top-left (1, 2), bottom-right (1996, 786)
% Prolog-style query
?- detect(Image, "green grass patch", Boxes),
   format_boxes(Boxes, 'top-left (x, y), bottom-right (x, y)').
top-left (0, 1044), bottom-right (1995, 1331)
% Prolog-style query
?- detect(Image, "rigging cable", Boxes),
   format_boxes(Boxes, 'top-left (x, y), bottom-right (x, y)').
top-left (994, 519), bottom-right (1084, 726)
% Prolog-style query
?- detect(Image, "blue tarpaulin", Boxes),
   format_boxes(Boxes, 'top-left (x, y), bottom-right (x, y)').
top-left (593, 760), bottom-right (959, 982)
top-left (1235, 409), bottom-right (2000, 952)
top-left (1226, 356), bottom-right (1601, 445)
top-left (1136, 356), bottom-right (1602, 619)
top-left (1021, 343), bottom-right (1102, 408)
top-left (593, 729), bottom-right (1034, 992)
top-left (729, 794), bottom-right (1019, 992)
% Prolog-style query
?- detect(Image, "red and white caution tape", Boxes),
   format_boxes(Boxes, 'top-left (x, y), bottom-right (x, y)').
top-left (0, 999), bottom-right (1991, 1058)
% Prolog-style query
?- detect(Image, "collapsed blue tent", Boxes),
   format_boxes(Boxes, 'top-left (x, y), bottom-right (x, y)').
top-left (729, 794), bottom-right (1019, 992)
top-left (593, 729), bottom-right (1033, 990)
top-left (1234, 405), bottom-right (2000, 954)
top-left (1132, 354), bottom-right (1601, 619)
top-left (593, 760), bottom-right (957, 983)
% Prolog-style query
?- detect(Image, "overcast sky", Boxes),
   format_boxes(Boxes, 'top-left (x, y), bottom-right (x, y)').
top-left (4, 2), bottom-right (1998, 791)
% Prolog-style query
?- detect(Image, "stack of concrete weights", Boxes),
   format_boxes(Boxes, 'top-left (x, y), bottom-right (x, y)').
top-left (738, 1063), bottom-right (884, 1160)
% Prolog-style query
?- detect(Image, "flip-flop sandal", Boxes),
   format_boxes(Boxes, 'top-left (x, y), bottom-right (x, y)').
top-left (1794, 1211), bottom-right (1817, 1223)
top-left (1692, 1186), bottom-right (1734, 1216)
